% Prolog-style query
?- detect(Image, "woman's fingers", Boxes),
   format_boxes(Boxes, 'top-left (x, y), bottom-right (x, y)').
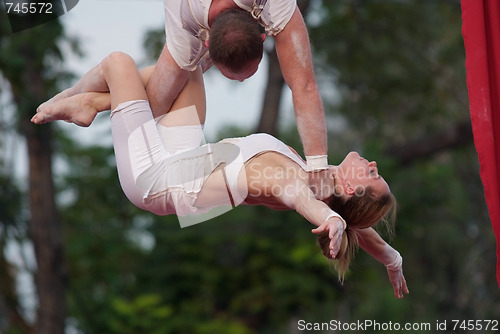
top-left (311, 223), bottom-right (327, 234)
top-left (312, 220), bottom-right (345, 259)
top-left (312, 221), bottom-right (345, 258)
top-left (329, 228), bottom-right (343, 259)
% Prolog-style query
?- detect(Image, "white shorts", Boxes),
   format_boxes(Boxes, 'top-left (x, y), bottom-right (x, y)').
top-left (110, 100), bottom-right (243, 220)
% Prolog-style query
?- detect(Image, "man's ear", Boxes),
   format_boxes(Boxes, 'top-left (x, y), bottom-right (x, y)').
top-left (261, 33), bottom-right (266, 42)
top-left (204, 39), bottom-right (209, 48)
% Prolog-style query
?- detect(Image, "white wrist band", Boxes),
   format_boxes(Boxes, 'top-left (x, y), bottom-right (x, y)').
top-left (306, 155), bottom-right (329, 172)
top-left (385, 251), bottom-right (402, 271)
top-left (326, 212), bottom-right (347, 230)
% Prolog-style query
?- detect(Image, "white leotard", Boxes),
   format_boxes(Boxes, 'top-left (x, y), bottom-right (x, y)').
top-left (220, 133), bottom-right (306, 205)
top-left (111, 100), bottom-right (304, 216)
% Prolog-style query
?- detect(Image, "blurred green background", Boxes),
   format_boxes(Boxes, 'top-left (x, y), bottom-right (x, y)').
top-left (0, 0), bottom-right (498, 333)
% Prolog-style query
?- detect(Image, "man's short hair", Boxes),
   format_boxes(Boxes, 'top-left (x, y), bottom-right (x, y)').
top-left (209, 9), bottom-right (264, 73)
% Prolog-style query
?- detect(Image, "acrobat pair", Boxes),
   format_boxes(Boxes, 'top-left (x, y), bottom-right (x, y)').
top-left (32, 52), bottom-right (409, 298)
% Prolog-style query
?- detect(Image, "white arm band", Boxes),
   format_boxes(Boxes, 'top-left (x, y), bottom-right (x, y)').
top-left (306, 155), bottom-right (329, 172)
top-left (385, 250), bottom-right (403, 271)
top-left (325, 212), bottom-right (347, 230)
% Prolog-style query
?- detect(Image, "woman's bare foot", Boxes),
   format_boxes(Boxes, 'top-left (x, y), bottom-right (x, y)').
top-left (48, 87), bottom-right (77, 103)
top-left (32, 93), bottom-right (101, 127)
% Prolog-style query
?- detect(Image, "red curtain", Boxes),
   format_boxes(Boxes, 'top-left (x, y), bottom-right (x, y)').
top-left (461, 0), bottom-right (500, 288)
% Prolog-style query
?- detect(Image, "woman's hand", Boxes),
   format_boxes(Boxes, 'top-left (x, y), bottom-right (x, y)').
top-left (387, 266), bottom-right (410, 298)
top-left (384, 251), bottom-right (410, 298)
top-left (311, 217), bottom-right (345, 259)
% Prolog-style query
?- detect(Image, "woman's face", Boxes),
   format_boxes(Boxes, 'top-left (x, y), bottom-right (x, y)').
top-left (338, 151), bottom-right (390, 198)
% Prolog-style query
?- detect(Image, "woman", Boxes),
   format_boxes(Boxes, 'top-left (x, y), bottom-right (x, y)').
top-left (32, 52), bottom-right (409, 298)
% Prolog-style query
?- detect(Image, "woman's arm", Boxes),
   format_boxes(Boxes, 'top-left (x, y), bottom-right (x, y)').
top-left (356, 227), bottom-right (410, 298)
top-left (282, 177), bottom-right (346, 259)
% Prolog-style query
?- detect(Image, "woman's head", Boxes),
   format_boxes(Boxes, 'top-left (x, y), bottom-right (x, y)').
top-left (335, 151), bottom-right (390, 201)
top-left (318, 153), bottom-right (397, 282)
top-left (209, 9), bottom-right (265, 81)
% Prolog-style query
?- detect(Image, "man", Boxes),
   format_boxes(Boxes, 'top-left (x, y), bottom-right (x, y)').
top-left (147, 0), bottom-right (331, 196)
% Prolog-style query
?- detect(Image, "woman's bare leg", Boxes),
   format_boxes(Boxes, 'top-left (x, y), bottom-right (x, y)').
top-left (98, 52), bottom-right (148, 108)
top-left (32, 63), bottom-right (155, 126)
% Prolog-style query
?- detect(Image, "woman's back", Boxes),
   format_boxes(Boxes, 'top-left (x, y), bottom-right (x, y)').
top-left (243, 150), bottom-right (309, 210)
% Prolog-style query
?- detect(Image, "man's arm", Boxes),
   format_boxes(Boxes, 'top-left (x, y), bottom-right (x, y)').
top-left (146, 44), bottom-right (191, 118)
top-left (274, 7), bottom-right (332, 199)
top-left (274, 7), bottom-right (327, 158)
top-left (356, 227), bottom-right (410, 298)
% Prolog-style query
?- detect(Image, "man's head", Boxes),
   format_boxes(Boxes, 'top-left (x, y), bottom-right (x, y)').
top-left (208, 9), bottom-right (266, 81)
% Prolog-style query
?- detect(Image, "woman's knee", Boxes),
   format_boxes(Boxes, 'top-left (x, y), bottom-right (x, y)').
top-left (102, 51), bottom-right (136, 78)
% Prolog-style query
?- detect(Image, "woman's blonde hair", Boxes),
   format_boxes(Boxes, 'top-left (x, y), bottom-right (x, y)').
top-left (317, 186), bottom-right (397, 282)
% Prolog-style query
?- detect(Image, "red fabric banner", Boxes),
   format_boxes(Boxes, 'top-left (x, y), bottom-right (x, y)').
top-left (461, 0), bottom-right (500, 288)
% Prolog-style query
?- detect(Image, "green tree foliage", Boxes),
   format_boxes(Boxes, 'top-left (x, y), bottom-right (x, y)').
top-left (310, 0), bottom-right (468, 144)
top-left (134, 207), bottom-right (343, 333)
top-left (308, 0), bottom-right (499, 322)
top-left (54, 135), bottom-right (149, 333)
top-left (1, 1), bottom-right (499, 333)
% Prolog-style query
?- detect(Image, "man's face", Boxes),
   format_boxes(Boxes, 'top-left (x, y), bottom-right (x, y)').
top-left (215, 57), bottom-right (261, 82)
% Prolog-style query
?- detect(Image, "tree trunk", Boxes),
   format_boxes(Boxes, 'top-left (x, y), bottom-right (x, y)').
top-left (1, 14), bottom-right (70, 333)
top-left (25, 125), bottom-right (66, 334)
top-left (385, 119), bottom-right (473, 166)
top-left (255, 48), bottom-right (284, 135)
top-left (16, 54), bottom-right (66, 334)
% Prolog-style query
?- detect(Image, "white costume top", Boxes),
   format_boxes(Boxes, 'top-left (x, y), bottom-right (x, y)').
top-left (164, 0), bottom-right (297, 71)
